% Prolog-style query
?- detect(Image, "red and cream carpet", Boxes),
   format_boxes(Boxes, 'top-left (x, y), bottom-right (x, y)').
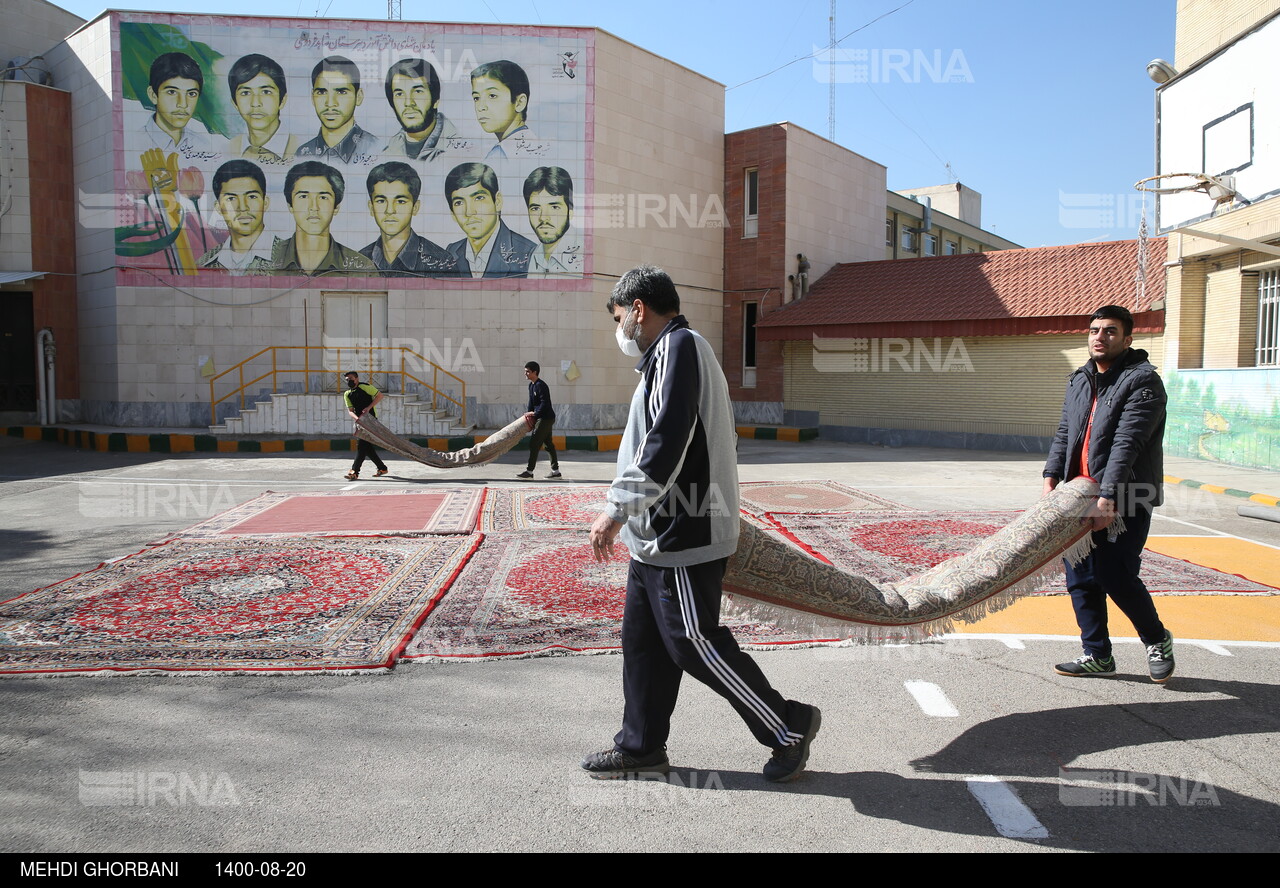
top-left (167, 488), bottom-right (485, 539)
top-left (402, 530), bottom-right (840, 661)
top-left (766, 509), bottom-right (1279, 594)
top-left (0, 535), bottom-right (477, 675)
top-left (5, 484), bottom-right (1273, 676)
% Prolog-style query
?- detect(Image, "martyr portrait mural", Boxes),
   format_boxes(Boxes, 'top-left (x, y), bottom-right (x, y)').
top-left (116, 16), bottom-right (590, 285)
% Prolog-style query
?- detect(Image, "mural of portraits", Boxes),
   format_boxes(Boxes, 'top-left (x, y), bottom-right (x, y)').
top-left (115, 17), bottom-right (589, 284)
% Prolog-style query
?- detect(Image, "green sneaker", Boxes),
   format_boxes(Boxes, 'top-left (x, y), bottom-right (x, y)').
top-left (1147, 631), bottom-right (1175, 684)
top-left (1054, 653), bottom-right (1116, 677)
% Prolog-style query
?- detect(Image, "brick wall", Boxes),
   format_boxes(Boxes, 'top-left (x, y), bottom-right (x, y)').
top-left (724, 125), bottom-right (788, 402)
top-left (27, 83), bottom-right (79, 399)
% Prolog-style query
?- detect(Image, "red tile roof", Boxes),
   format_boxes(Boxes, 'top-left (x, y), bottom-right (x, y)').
top-left (756, 238), bottom-right (1167, 340)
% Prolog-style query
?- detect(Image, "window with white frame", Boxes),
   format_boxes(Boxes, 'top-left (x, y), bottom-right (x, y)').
top-left (900, 227), bottom-right (917, 252)
top-left (743, 168), bottom-right (758, 238)
top-left (944, 240), bottom-right (958, 255)
top-left (923, 234), bottom-right (938, 256)
top-left (1258, 270), bottom-right (1280, 365)
top-left (885, 218), bottom-right (894, 246)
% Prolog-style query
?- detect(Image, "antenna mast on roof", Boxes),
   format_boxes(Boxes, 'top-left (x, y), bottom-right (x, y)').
top-left (828, 0), bottom-right (836, 141)
top-left (388, 0), bottom-right (402, 20)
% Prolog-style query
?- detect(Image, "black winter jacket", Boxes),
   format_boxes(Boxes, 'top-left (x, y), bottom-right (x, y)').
top-left (1043, 347), bottom-right (1166, 515)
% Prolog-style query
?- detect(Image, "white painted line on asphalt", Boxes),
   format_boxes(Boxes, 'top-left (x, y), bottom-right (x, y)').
top-left (905, 681), bottom-right (958, 717)
top-left (943, 633), bottom-right (1280, 650)
top-left (340, 483), bottom-right (361, 491)
top-left (953, 634), bottom-right (1026, 649)
top-left (1197, 643), bottom-right (1233, 656)
top-left (965, 776), bottom-right (1048, 840)
top-left (1153, 514), bottom-right (1280, 550)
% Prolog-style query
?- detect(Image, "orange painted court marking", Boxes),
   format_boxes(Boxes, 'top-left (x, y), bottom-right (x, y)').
top-left (1144, 536), bottom-right (1280, 588)
top-left (953, 536), bottom-right (1280, 642)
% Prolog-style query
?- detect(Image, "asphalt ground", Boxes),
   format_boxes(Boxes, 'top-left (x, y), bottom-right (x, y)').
top-left (1, 435), bottom-right (1278, 853)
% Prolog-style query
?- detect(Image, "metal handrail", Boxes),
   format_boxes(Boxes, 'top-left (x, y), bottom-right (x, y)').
top-left (209, 346), bottom-right (467, 427)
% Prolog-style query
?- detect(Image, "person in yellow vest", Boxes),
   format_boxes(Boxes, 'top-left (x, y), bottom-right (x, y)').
top-left (343, 371), bottom-right (389, 480)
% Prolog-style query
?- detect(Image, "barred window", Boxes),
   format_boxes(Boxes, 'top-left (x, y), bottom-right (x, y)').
top-left (1259, 270), bottom-right (1280, 366)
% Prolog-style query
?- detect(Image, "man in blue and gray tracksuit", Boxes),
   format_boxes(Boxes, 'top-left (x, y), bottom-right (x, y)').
top-left (584, 265), bottom-right (820, 783)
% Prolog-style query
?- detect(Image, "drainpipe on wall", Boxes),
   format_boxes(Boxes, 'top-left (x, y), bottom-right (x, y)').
top-left (36, 328), bottom-right (56, 425)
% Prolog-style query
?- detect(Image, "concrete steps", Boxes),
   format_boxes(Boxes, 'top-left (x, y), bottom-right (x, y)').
top-left (209, 392), bottom-right (471, 437)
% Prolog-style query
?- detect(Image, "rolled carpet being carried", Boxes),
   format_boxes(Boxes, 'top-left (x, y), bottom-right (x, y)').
top-left (354, 416), bottom-right (1106, 640)
top-left (354, 413), bottom-right (533, 468)
top-left (722, 476), bottom-right (1105, 642)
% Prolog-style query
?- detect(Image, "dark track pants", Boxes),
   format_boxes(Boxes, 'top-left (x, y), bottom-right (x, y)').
top-left (526, 417), bottom-right (558, 472)
top-left (351, 439), bottom-right (386, 473)
top-left (614, 557), bottom-right (807, 755)
top-left (1064, 505), bottom-right (1166, 657)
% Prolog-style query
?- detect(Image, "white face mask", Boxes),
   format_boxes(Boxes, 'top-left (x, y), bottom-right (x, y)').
top-left (615, 305), bottom-right (642, 357)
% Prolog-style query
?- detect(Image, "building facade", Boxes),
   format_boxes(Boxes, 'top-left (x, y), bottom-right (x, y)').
top-left (1157, 0), bottom-right (1280, 469)
top-left (14, 8), bottom-right (727, 430)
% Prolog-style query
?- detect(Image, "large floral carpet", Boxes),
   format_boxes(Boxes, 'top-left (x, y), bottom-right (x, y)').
top-left (167, 488), bottom-right (485, 539)
top-left (739, 480), bottom-right (903, 515)
top-left (0, 536), bottom-right (478, 676)
top-left (403, 530), bottom-right (841, 661)
top-left (764, 509), bottom-right (1279, 594)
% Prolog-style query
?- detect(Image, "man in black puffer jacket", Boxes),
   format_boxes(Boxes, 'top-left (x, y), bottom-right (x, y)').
top-left (1043, 305), bottom-right (1174, 684)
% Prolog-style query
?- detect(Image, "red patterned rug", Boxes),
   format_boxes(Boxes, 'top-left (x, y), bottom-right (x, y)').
top-left (167, 488), bottom-right (485, 539)
top-left (0, 536), bottom-right (478, 676)
top-left (740, 480), bottom-right (904, 515)
top-left (403, 531), bottom-right (841, 660)
top-left (479, 486), bottom-right (611, 531)
top-left (479, 481), bottom-right (903, 531)
top-left (767, 510), bottom-right (1279, 595)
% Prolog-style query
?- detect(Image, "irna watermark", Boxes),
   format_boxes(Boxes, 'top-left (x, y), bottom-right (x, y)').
top-left (812, 335), bottom-right (974, 373)
top-left (78, 770), bottom-right (241, 807)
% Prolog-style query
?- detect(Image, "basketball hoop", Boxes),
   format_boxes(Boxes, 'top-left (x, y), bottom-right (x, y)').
top-left (1134, 172), bottom-right (1239, 203)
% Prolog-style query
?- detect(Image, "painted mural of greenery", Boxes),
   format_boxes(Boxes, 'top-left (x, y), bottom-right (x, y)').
top-left (1165, 371), bottom-right (1280, 470)
top-left (119, 22), bottom-right (234, 137)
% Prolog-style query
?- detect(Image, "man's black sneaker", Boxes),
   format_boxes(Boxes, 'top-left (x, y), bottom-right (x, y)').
top-left (515, 471), bottom-right (534, 479)
top-left (580, 747), bottom-right (669, 780)
top-left (1147, 630), bottom-right (1175, 684)
top-left (763, 705), bottom-right (821, 783)
top-left (1054, 653), bottom-right (1116, 677)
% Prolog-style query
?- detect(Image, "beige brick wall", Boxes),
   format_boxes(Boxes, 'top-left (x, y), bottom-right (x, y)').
top-left (1, 0), bottom-right (84, 67)
top-left (784, 332), bottom-right (1165, 437)
top-left (783, 125), bottom-right (885, 285)
top-left (1175, 0), bottom-right (1280, 69)
top-left (1165, 257), bottom-right (1208, 369)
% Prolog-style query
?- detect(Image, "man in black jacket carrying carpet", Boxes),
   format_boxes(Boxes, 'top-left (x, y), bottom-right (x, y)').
top-left (1043, 305), bottom-right (1174, 683)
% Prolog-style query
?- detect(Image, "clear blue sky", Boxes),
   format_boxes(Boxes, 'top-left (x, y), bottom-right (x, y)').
top-left (59, 0), bottom-right (1177, 248)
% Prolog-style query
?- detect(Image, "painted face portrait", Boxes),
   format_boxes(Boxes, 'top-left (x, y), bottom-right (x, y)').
top-left (288, 175), bottom-right (338, 237)
top-left (526, 189), bottom-right (570, 246)
top-left (234, 72), bottom-right (285, 137)
top-left (216, 177), bottom-right (268, 238)
top-left (312, 70), bottom-right (362, 132)
top-left (471, 75), bottom-right (526, 137)
top-left (147, 76), bottom-right (201, 137)
top-left (390, 74), bottom-right (437, 136)
top-left (450, 181), bottom-right (501, 242)
top-left (369, 180), bottom-right (420, 240)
